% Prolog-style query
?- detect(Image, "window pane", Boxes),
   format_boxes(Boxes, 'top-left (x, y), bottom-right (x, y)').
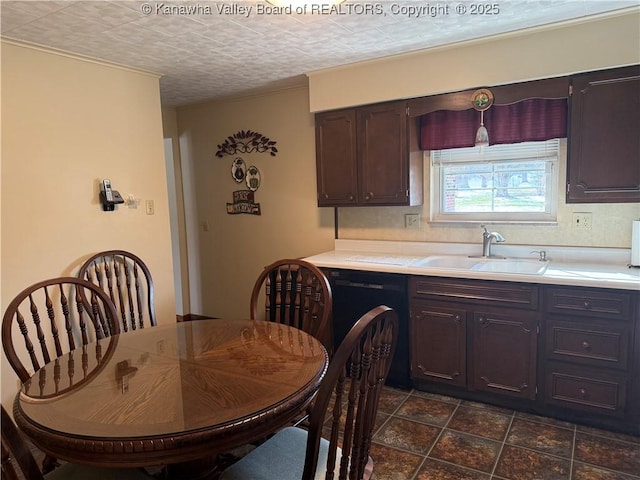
top-left (442, 160), bottom-right (548, 213)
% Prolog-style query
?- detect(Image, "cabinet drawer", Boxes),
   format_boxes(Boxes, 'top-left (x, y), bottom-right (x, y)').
top-left (410, 277), bottom-right (538, 310)
top-left (545, 363), bottom-right (627, 416)
top-left (545, 287), bottom-right (632, 321)
top-left (546, 321), bottom-right (630, 370)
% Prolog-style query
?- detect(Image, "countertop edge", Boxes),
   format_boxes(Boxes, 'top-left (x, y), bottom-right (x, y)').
top-left (304, 241), bottom-right (640, 291)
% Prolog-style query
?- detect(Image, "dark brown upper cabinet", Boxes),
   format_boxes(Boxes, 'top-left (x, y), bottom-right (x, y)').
top-left (567, 65), bottom-right (640, 203)
top-left (315, 101), bottom-right (422, 207)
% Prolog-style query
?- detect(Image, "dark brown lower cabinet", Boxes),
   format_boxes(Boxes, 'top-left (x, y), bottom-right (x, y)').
top-left (410, 302), bottom-right (466, 388)
top-left (470, 309), bottom-right (537, 400)
top-left (409, 277), bottom-right (539, 401)
top-left (540, 286), bottom-right (638, 433)
top-left (409, 277), bottom-right (639, 435)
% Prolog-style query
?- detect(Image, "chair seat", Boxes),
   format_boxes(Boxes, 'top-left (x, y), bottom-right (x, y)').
top-left (45, 464), bottom-right (153, 480)
top-left (220, 427), bottom-right (335, 480)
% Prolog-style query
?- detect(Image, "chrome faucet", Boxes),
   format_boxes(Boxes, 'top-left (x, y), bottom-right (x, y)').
top-left (481, 225), bottom-right (505, 257)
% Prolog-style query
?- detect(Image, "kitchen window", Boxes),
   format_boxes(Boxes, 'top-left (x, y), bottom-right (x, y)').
top-left (429, 139), bottom-right (559, 223)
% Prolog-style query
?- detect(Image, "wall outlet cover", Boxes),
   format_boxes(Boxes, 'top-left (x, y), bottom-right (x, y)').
top-left (405, 213), bottom-right (421, 229)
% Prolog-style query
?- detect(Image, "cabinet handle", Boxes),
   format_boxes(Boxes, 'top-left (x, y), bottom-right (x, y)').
top-left (581, 340), bottom-right (591, 350)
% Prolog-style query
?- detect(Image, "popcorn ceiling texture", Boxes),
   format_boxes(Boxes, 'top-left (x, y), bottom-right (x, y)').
top-left (0, 0), bottom-right (633, 107)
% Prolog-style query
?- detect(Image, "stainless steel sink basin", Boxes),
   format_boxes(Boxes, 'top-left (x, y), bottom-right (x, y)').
top-left (413, 255), bottom-right (548, 275)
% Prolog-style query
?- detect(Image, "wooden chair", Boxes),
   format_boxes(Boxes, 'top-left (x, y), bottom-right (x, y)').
top-left (250, 259), bottom-right (333, 355)
top-left (1, 405), bottom-right (154, 480)
top-left (2, 277), bottom-right (120, 383)
top-left (78, 250), bottom-right (156, 333)
top-left (2, 277), bottom-right (120, 473)
top-left (220, 305), bottom-right (399, 480)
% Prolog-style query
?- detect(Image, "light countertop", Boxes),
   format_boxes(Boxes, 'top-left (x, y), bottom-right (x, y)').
top-left (305, 240), bottom-right (640, 291)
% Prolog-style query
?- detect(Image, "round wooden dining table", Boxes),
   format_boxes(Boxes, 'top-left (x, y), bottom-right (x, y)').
top-left (13, 319), bottom-right (328, 479)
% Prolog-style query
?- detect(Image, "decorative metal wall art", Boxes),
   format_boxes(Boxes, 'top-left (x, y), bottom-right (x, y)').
top-left (216, 130), bottom-right (278, 157)
top-left (219, 130), bottom-right (275, 215)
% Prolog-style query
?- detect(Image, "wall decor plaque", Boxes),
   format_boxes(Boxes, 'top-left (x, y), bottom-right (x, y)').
top-left (231, 157), bottom-right (246, 183)
top-left (245, 165), bottom-right (261, 191)
top-left (226, 190), bottom-right (261, 215)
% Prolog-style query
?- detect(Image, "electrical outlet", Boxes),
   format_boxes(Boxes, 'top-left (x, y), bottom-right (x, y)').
top-left (145, 200), bottom-right (155, 215)
top-left (572, 212), bottom-right (592, 230)
top-left (405, 213), bottom-right (421, 229)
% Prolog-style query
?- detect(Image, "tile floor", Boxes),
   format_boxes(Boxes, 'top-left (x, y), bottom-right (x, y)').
top-left (369, 386), bottom-right (640, 480)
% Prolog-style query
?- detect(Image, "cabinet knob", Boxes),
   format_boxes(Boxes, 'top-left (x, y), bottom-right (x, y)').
top-left (583, 300), bottom-right (592, 309)
top-left (348, 195), bottom-right (354, 201)
top-left (478, 316), bottom-right (487, 325)
top-left (581, 340), bottom-right (591, 350)
top-left (364, 192), bottom-right (374, 201)
top-left (578, 388), bottom-right (587, 397)
top-left (323, 194), bottom-right (329, 199)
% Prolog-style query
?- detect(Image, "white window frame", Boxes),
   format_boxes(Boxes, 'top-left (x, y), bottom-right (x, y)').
top-left (429, 139), bottom-right (560, 224)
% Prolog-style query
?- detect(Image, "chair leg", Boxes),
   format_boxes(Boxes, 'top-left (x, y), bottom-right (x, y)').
top-left (42, 454), bottom-right (60, 473)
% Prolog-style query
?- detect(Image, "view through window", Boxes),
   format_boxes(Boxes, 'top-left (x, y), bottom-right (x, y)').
top-left (430, 139), bottom-right (560, 223)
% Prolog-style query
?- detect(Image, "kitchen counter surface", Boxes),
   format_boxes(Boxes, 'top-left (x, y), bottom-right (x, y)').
top-left (305, 240), bottom-right (640, 291)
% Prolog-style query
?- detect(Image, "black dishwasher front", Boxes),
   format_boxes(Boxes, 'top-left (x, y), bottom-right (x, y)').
top-left (324, 269), bottom-right (410, 388)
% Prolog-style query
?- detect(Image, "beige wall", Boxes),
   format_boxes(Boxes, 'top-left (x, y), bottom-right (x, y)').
top-left (1, 41), bottom-right (175, 407)
top-left (308, 10), bottom-right (640, 111)
top-left (337, 141), bottom-right (640, 248)
top-left (175, 87), bottom-right (335, 318)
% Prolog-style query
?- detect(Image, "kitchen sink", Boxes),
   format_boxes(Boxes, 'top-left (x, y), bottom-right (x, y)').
top-left (413, 255), bottom-right (548, 275)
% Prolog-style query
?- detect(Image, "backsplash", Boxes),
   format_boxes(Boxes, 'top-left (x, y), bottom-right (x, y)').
top-left (336, 141), bottom-right (640, 249)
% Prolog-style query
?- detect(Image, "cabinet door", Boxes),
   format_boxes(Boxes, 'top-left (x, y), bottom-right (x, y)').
top-left (410, 302), bottom-right (467, 387)
top-left (357, 102), bottom-right (409, 205)
top-left (315, 109), bottom-right (358, 206)
top-left (470, 309), bottom-right (538, 400)
top-left (567, 65), bottom-right (640, 203)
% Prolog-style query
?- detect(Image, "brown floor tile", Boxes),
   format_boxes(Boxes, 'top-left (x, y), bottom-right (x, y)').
top-left (415, 458), bottom-right (490, 480)
top-left (377, 387), bottom-right (411, 414)
top-left (572, 462), bottom-right (640, 480)
top-left (574, 432), bottom-right (640, 476)
top-left (447, 405), bottom-right (512, 441)
top-left (429, 429), bottom-right (501, 473)
top-left (411, 390), bottom-right (461, 405)
top-left (368, 442), bottom-right (424, 480)
top-left (506, 418), bottom-right (574, 458)
top-left (396, 396), bottom-right (457, 427)
top-left (374, 417), bottom-right (441, 455)
top-left (460, 399), bottom-right (513, 416)
top-left (373, 411), bottom-right (390, 434)
top-left (494, 445), bottom-right (571, 480)
top-left (576, 424), bottom-right (640, 445)
top-left (514, 411), bottom-right (575, 430)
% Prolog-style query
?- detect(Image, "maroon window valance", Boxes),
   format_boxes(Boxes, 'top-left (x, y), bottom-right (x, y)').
top-left (420, 98), bottom-right (568, 151)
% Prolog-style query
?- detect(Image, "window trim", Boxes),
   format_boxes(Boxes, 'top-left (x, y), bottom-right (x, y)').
top-left (429, 140), bottom-right (560, 224)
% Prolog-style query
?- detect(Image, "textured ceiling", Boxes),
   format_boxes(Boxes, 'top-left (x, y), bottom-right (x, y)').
top-left (1, 0), bottom-right (636, 106)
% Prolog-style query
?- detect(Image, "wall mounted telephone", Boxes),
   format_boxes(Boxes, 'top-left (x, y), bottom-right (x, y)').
top-left (99, 179), bottom-right (124, 211)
